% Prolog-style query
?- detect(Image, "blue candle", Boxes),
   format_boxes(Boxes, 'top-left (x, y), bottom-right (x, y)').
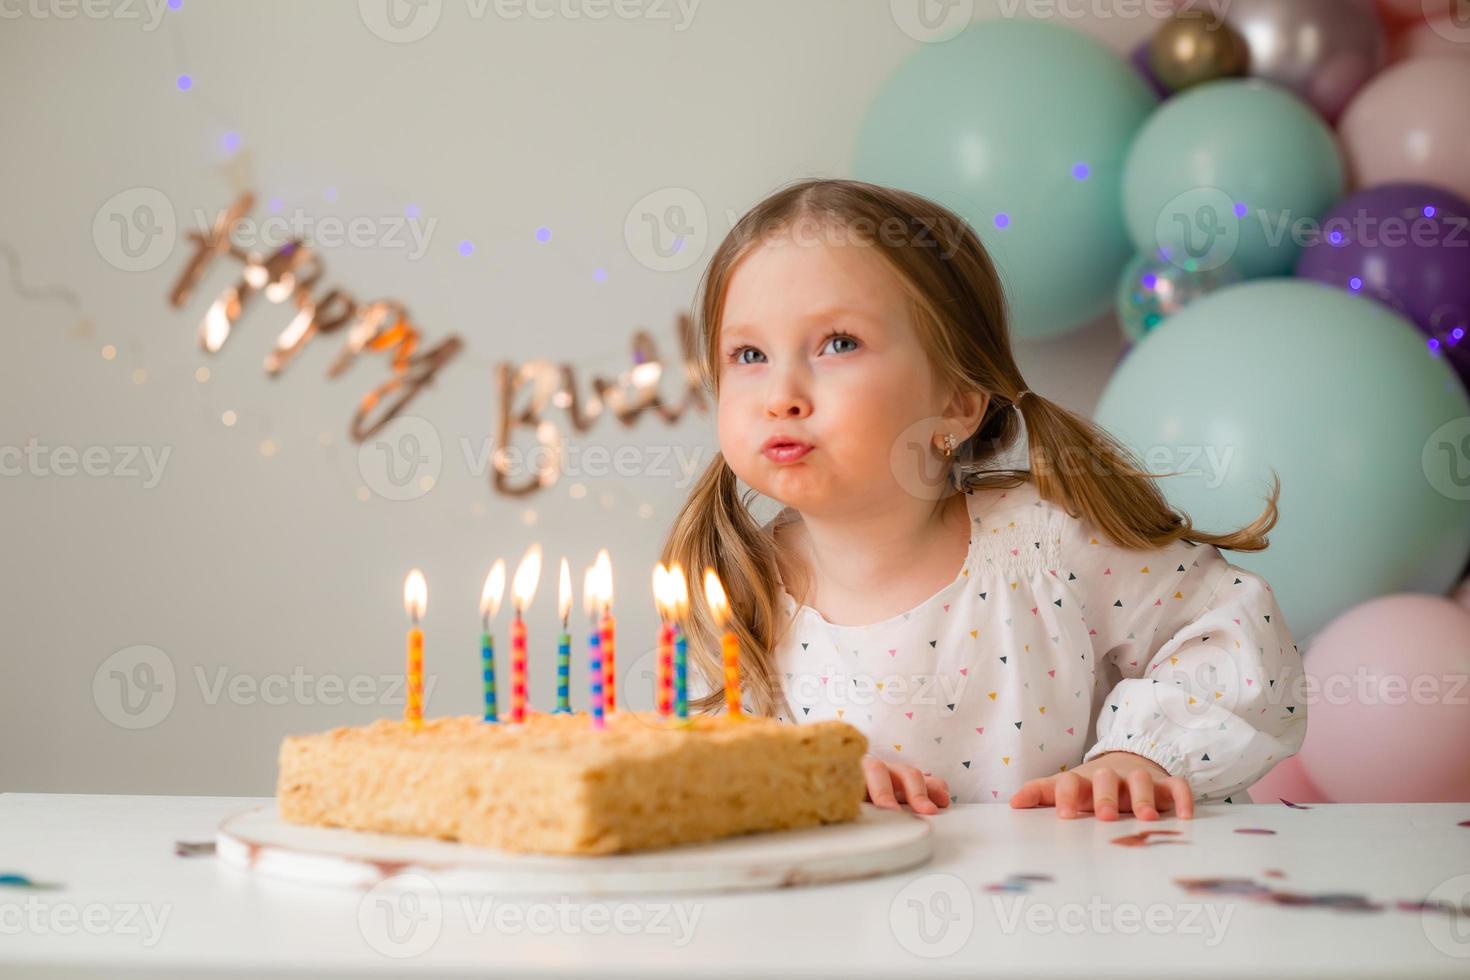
top-left (556, 629), bottom-right (571, 712)
top-left (674, 622), bottom-right (688, 719)
top-left (479, 560), bottom-right (506, 724)
top-left (481, 630), bottom-right (498, 723)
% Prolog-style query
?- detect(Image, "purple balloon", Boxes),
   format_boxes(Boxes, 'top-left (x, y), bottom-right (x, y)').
top-left (1296, 182), bottom-right (1470, 390)
top-left (1129, 40), bottom-right (1169, 101)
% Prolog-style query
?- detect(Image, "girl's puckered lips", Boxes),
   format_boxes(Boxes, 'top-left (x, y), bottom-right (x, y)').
top-left (761, 435), bottom-right (814, 463)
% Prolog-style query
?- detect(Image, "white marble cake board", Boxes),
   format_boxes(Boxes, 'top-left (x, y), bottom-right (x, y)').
top-left (216, 803), bottom-right (933, 896)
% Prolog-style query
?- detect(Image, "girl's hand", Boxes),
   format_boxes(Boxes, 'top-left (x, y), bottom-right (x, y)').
top-left (862, 753), bottom-right (950, 815)
top-left (1008, 751), bottom-right (1195, 821)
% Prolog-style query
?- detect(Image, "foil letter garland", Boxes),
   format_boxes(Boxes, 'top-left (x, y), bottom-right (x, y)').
top-left (168, 193), bottom-right (707, 495)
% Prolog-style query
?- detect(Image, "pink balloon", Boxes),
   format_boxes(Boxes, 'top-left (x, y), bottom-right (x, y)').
top-left (1246, 753), bottom-right (1332, 805)
top-left (1295, 594), bottom-right (1470, 802)
top-left (1453, 577), bottom-right (1470, 613)
top-left (1339, 57), bottom-right (1470, 200)
top-left (1392, 17), bottom-right (1470, 60)
top-left (1375, 0), bottom-right (1458, 30)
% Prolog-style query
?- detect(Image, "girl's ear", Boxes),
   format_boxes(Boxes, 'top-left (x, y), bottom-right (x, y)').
top-left (944, 386), bottom-right (989, 440)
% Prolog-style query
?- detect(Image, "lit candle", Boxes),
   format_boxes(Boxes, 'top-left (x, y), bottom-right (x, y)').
top-left (510, 544), bottom-right (542, 724)
top-left (669, 563), bottom-right (689, 720)
top-left (652, 564), bottom-right (674, 717)
top-left (595, 549), bottom-right (616, 715)
top-left (556, 558), bottom-right (572, 713)
top-left (403, 568), bottom-right (427, 731)
top-left (703, 567), bottom-right (742, 719)
top-left (584, 564), bottom-right (605, 729)
top-left (479, 560), bottom-right (505, 723)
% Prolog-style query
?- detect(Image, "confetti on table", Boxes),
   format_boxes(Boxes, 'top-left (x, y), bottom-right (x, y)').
top-left (1264, 869), bottom-right (1286, 879)
top-left (1176, 877), bottom-right (1470, 919)
top-left (983, 872), bottom-right (1056, 893)
top-left (1458, 819), bottom-right (1470, 827)
top-left (1112, 829), bottom-right (1186, 847)
top-left (1279, 798), bottom-right (1313, 809)
top-left (0, 873), bottom-right (61, 890)
top-left (175, 840), bottom-right (216, 857)
top-left (1234, 828), bottom-right (1277, 835)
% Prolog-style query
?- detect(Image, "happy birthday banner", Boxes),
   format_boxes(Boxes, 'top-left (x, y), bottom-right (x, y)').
top-left (167, 193), bottom-right (707, 496)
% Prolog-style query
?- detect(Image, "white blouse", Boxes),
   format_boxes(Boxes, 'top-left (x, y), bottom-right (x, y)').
top-left (769, 479), bottom-right (1307, 805)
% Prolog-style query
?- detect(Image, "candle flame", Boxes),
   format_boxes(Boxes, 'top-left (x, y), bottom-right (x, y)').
top-left (583, 564), bottom-right (603, 620)
top-left (702, 567), bottom-right (729, 627)
top-left (403, 568), bottom-right (427, 622)
top-left (512, 543), bottom-right (542, 611)
top-left (668, 562), bottom-right (690, 620)
top-left (594, 549), bottom-right (613, 608)
top-left (558, 557), bottom-right (572, 623)
top-left (652, 563), bottom-right (670, 619)
top-left (479, 559), bottom-right (506, 620)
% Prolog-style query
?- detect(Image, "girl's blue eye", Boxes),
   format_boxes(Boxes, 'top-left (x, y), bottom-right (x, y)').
top-left (733, 346), bottom-right (765, 365)
top-left (823, 334), bottom-right (860, 355)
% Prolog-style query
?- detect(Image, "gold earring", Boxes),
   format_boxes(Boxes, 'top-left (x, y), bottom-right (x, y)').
top-left (940, 432), bottom-right (956, 458)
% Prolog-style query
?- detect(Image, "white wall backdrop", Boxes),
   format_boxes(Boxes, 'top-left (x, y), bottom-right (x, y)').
top-left (0, 0), bottom-right (1161, 795)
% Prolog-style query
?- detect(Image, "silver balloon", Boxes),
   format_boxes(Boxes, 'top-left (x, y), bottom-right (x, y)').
top-left (1115, 252), bottom-right (1240, 343)
top-left (1218, 0), bottom-right (1387, 121)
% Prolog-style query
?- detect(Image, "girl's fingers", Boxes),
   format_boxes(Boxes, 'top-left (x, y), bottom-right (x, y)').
top-left (1008, 778), bottom-right (1056, 809)
top-left (891, 765), bottom-right (938, 814)
top-left (1055, 771), bottom-right (1088, 819)
top-left (1091, 768), bottom-right (1121, 821)
top-left (1126, 768), bottom-right (1158, 819)
top-left (1163, 776), bottom-right (1195, 819)
top-left (862, 755), bottom-right (899, 809)
top-left (924, 775), bottom-right (951, 809)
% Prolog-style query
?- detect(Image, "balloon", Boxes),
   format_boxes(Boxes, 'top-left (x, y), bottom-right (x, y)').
top-left (1391, 16), bottom-right (1470, 61)
top-left (1129, 39), bottom-right (1171, 100)
top-left (1221, 0), bottom-right (1387, 121)
top-left (1295, 183), bottom-right (1470, 392)
top-left (1295, 595), bottom-right (1470, 802)
top-left (1340, 57), bottom-right (1470, 202)
top-left (1095, 279), bottom-right (1470, 636)
top-left (1148, 11), bottom-right (1249, 93)
top-left (1246, 754), bottom-right (1332, 805)
top-left (1375, 0), bottom-right (1460, 30)
top-left (853, 20), bottom-right (1156, 340)
top-left (1115, 251), bottom-right (1241, 343)
top-left (1453, 577), bottom-right (1470, 613)
top-left (1122, 81), bottom-right (1344, 279)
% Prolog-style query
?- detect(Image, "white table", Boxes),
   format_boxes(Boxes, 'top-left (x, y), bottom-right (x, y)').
top-left (2, 793), bottom-right (1468, 978)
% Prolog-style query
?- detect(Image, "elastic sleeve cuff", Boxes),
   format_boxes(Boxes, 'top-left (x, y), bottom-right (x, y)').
top-left (1082, 730), bottom-right (1187, 782)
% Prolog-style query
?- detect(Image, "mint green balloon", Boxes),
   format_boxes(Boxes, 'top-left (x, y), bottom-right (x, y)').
top-left (1096, 279), bottom-right (1470, 637)
top-left (1122, 80), bottom-right (1344, 280)
top-left (853, 20), bottom-right (1155, 340)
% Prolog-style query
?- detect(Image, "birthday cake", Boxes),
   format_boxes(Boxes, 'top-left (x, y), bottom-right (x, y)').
top-left (276, 711), bottom-right (868, 855)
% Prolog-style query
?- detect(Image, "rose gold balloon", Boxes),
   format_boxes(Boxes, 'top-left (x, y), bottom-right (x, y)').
top-left (1339, 56), bottom-right (1470, 200)
top-left (1148, 13), bottom-right (1250, 93)
top-left (1221, 0), bottom-right (1388, 121)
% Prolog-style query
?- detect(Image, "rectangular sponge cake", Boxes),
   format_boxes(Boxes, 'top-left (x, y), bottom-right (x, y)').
top-left (277, 711), bottom-right (868, 855)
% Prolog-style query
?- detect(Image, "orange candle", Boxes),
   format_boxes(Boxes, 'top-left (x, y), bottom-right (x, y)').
top-left (509, 544), bottom-right (543, 724)
top-left (403, 569), bottom-right (427, 730)
top-left (702, 567), bottom-right (742, 719)
top-left (595, 549), bottom-right (616, 714)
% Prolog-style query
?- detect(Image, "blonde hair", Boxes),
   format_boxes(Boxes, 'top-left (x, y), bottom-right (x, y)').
top-left (660, 178), bottom-right (1279, 719)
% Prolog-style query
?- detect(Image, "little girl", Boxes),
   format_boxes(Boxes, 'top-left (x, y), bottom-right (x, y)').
top-left (661, 178), bottom-right (1306, 821)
